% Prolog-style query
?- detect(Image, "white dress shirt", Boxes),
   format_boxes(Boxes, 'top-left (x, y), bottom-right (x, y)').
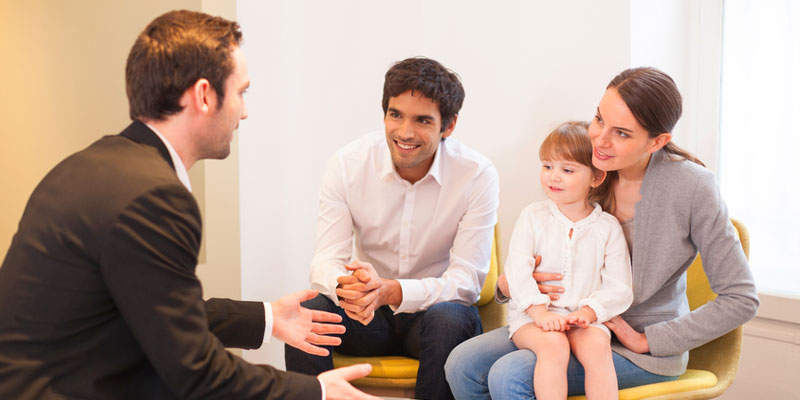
top-left (146, 124), bottom-right (275, 343)
top-left (146, 123), bottom-right (192, 192)
top-left (506, 199), bottom-right (633, 337)
top-left (310, 131), bottom-right (499, 313)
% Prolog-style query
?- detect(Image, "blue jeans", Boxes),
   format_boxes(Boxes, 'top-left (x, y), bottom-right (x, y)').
top-left (445, 326), bottom-right (678, 399)
top-left (285, 294), bottom-right (482, 400)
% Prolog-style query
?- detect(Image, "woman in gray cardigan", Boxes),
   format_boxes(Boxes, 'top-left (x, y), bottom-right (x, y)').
top-left (444, 67), bottom-right (759, 399)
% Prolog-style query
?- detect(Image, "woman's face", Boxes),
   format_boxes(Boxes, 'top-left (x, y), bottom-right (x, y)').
top-left (588, 88), bottom-right (662, 173)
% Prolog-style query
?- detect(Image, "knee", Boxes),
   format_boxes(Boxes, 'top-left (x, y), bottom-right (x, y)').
top-left (538, 331), bottom-right (570, 350)
top-left (571, 331), bottom-right (612, 364)
top-left (488, 352), bottom-right (536, 400)
top-left (444, 338), bottom-right (479, 378)
top-left (536, 333), bottom-right (571, 362)
top-left (446, 327), bottom-right (515, 397)
top-left (422, 302), bottom-right (481, 341)
top-left (570, 328), bottom-right (610, 351)
top-left (444, 341), bottom-right (476, 389)
top-left (300, 293), bottom-right (337, 311)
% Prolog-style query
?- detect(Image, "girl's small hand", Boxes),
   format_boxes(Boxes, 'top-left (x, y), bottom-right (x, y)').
top-left (566, 307), bottom-right (596, 328)
top-left (533, 311), bottom-right (567, 332)
top-left (604, 316), bottom-right (650, 353)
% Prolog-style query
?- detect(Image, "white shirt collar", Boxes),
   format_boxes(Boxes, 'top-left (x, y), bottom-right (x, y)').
top-left (145, 123), bottom-right (192, 192)
top-left (379, 140), bottom-right (444, 185)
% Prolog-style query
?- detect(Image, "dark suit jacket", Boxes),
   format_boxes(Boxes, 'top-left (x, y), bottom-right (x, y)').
top-left (0, 122), bottom-right (321, 399)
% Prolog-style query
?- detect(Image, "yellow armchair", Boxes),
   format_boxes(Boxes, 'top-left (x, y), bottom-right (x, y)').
top-left (332, 227), bottom-right (504, 397)
top-left (568, 218), bottom-right (750, 400)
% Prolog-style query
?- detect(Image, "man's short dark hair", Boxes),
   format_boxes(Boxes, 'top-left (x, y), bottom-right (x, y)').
top-left (125, 10), bottom-right (243, 121)
top-left (382, 57), bottom-right (465, 132)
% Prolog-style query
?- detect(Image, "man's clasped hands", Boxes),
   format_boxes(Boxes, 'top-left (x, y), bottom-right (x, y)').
top-left (335, 261), bottom-right (401, 325)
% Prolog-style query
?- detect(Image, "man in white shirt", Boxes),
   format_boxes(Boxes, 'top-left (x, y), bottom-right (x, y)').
top-left (285, 57), bottom-right (499, 400)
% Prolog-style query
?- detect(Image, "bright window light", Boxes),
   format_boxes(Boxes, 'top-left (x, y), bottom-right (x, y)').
top-left (719, 0), bottom-right (800, 298)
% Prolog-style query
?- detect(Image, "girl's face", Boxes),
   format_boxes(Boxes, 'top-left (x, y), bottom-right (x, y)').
top-left (540, 158), bottom-right (601, 207)
top-left (588, 88), bottom-right (667, 173)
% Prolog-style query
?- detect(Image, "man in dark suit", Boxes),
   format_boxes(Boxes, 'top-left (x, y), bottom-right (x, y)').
top-left (0, 10), bottom-right (376, 400)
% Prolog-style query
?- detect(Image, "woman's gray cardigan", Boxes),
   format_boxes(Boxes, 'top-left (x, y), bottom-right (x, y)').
top-left (613, 149), bottom-right (759, 375)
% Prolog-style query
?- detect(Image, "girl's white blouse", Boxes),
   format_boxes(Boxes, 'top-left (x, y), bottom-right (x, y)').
top-left (506, 199), bottom-right (633, 337)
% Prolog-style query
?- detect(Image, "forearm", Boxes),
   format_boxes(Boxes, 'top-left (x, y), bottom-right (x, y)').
top-left (646, 289), bottom-right (757, 356)
top-left (378, 279), bottom-right (403, 307)
top-left (205, 298), bottom-right (266, 348)
top-left (525, 304), bottom-right (549, 319)
top-left (310, 154), bottom-right (355, 304)
top-left (645, 174), bottom-right (760, 356)
top-left (504, 205), bottom-right (550, 309)
top-left (506, 253), bottom-right (550, 309)
top-left (394, 228), bottom-right (494, 312)
top-left (581, 219), bottom-right (633, 323)
top-left (310, 261), bottom-right (349, 304)
top-left (394, 264), bottom-right (483, 313)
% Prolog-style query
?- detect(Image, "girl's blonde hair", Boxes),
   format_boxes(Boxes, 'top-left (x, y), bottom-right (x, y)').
top-left (539, 121), bottom-right (608, 207)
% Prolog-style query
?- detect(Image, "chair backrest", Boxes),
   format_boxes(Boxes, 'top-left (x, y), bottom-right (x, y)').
top-left (477, 227), bottom-right (500, 306)
top-left (477, 226), bottom-right (507, 332)
top-left (683, 219), bottom-right (749, 396)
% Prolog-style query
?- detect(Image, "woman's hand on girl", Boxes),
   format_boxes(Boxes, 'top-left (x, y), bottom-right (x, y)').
top-left (604, 316), bottom-right (650, 353)
top-left (530, 254), bottom-right (565, 301)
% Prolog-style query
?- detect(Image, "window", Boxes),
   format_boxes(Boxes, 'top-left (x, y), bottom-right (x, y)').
top-left (719, 0), bottom-right (800, 298)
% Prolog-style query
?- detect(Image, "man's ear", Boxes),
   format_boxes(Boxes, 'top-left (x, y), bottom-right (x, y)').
top-left (183, 78), bottom-right (215, 115)
top-left (441, 114), bottom-right (458, 139)
top-left (648, 132), bottom-right (672, 154)
top-left (591, 169), bottom-right (607, 188)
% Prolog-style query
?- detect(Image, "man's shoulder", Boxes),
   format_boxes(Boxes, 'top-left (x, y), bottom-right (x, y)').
top-left (440, 137), bottom-right (497, 183)
top-left (442, 137), bottom-right (494, 167)
top-left (325, 131), bottom-right (387, 180)
top-left (41, 134), bottom-right (189, 214)
top-left (75, 134), bottom-right (181, 188)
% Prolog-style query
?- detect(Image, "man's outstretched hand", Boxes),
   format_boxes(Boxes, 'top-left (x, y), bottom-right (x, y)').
top-left (318, 364), bottom-right (381, 400)
top-left (271, 289), bottom-right (345, 356)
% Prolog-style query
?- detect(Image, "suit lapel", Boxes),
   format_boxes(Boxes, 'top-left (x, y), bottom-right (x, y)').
top-left (119, 120), bottom-right (175, 170)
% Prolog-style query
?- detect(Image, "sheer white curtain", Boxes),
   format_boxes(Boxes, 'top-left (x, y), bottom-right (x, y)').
top-left (720, 0), bottom-right (800, 297)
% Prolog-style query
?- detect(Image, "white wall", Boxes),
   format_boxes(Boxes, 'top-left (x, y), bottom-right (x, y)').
top-left (0, 0), bottom-right (199, 258)
top-left (629, 0), bottom-right (723, 173)
top-left (238, 0), bottom-right (631, 368)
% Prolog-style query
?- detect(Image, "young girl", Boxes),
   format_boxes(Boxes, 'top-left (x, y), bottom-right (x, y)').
top-left (506, 121), bottom-right (633, 400)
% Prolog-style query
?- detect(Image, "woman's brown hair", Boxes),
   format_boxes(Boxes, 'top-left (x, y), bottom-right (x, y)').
top-left (596, 67), bottom-right (704, 213)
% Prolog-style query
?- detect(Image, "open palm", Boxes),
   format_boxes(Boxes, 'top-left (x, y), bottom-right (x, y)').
top-left (271, 290), bottom-right (345, 356)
